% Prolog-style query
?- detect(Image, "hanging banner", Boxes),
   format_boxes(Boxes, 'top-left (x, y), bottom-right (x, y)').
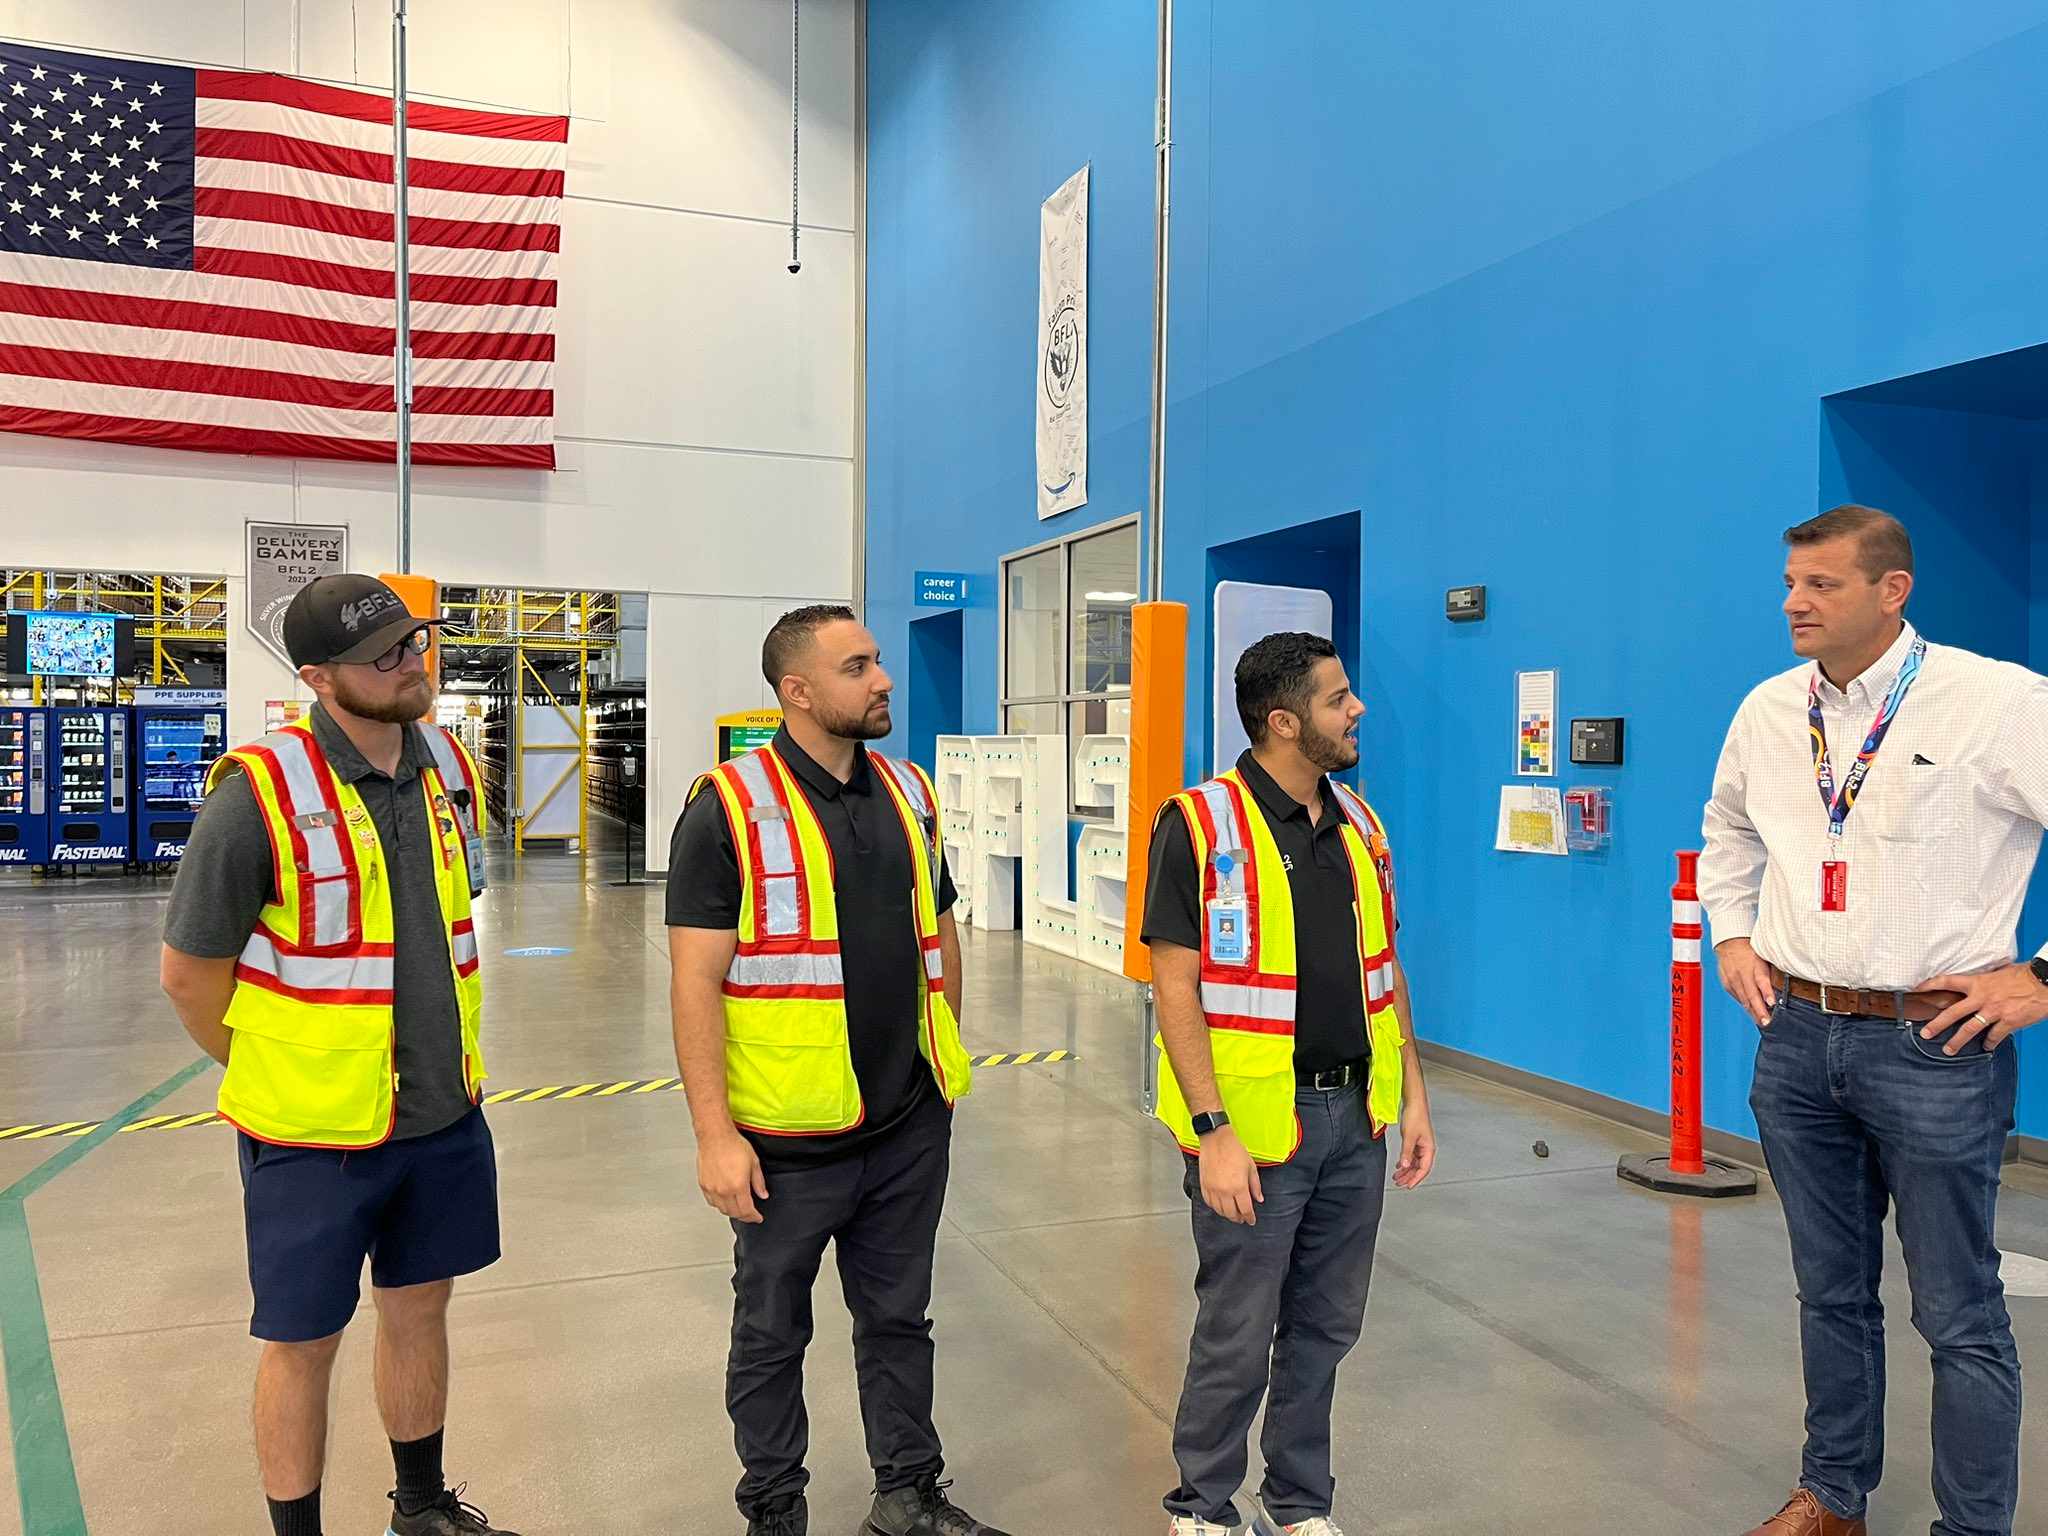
top-left (1037, 165), bottom-right (1089, 520)
top-left (247, 522), bottom-right (349, 670)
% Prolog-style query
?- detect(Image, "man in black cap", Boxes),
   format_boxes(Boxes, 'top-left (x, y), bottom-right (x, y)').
top-left (161, 575), bottom-right (515, 1536)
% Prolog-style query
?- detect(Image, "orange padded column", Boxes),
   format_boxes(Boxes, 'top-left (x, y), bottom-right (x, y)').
top-left (1122, 601), bottom-right (1187, 984)
top-left (379, 571), bottom-right (441, 680)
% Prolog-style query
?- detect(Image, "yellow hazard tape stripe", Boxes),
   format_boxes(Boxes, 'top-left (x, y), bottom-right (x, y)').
top-left (0, 1053), bottom-right (1077, 1138)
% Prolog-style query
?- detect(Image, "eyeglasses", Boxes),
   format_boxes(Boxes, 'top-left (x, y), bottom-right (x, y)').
top-left (372, 627), bottom-right (432, 672)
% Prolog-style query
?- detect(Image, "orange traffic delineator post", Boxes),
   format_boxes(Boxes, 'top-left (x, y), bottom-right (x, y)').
top-left (1618, 850), bottom-right (1758, 1199)
top-left (1122, 601), bottom-right (1188, 989)
top-left (379, 571), bottom-right (442, 679)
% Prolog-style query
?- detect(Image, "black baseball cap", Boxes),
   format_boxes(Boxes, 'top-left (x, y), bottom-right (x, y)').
top-left (283, 574), bottom-right (447, 668)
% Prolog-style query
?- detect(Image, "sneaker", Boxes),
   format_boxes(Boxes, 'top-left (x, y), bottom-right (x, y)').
top-left (385, 1485), bottom-right (520, 1536)
top-left (861, 1476), bottom-right (1012, 1536)
top-left (1249, 1499), bottom-right (1344, 1536)
top-left (746, 1494), bottom-right (808, 1536)
top-left (1167, 1519), bottom-right (1238, 1535)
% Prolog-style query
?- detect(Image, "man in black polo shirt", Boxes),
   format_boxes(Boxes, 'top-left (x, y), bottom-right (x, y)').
top-left (1144, 631), bottom-right (1437, 1536)
top-left (667, 606), bottom-right (1010, 1536)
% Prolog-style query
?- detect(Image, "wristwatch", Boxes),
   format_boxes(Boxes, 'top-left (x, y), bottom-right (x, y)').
top-left (2031, 956), bottom-right (2048, 989)
top-left (1190, 1110), bottom-right (1231, 1137)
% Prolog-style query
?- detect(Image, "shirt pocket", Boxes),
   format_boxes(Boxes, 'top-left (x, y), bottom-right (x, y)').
top-left (1871, 763), bottom-right (1966, 843)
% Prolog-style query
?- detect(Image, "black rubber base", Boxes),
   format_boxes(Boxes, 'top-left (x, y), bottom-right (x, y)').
top-left (1617, 1152), bottom-right (1759, 1199)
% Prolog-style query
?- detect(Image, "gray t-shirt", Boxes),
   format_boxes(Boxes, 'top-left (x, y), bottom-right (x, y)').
top-left (163, 704), bottom-right (473, 1140)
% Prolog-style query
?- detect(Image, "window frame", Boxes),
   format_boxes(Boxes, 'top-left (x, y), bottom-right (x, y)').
top-left (997, 514), bottom-right (1139, 819)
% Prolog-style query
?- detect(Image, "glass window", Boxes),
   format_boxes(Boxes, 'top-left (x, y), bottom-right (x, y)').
top-left (998, 517), bottom-right (1139, 816)
top-left (1005, 701), bottom-right (1062, 735)
top-left (1067, 523), bottom-right (1137, 693)
top-left (1004, 548), bottom-right (1063, 701)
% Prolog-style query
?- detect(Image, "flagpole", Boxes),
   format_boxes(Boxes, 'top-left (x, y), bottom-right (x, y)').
top-left (392, 0), bottom-right (415, 573)
top-left (1144, 0), bottom-right (1171, 604)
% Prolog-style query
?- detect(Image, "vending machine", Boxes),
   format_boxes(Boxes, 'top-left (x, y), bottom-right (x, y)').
top-left (47, 707), bottom-right (130, 867)
top-left (132, 706), bottom-right (226, 864)
top-left (0, 707), bottom-right (51, 869)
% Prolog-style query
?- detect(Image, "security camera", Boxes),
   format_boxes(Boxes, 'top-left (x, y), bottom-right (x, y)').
top-left (787, 261), bottom-right (802, 274)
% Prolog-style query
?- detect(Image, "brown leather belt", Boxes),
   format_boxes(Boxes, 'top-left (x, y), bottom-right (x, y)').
top-left (1768, 966), bottom-right (1964, 1023)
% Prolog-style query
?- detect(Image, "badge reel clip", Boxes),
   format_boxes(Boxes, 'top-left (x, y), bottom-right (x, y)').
top-left (1207, 850), bottom-right (1250, 966)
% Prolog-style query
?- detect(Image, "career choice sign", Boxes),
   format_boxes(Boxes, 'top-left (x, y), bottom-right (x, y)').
top-left (247, 522), bottom-right (349, 669)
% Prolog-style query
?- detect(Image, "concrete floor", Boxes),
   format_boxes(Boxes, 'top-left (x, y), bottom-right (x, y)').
top-left (2, 822), bottom-right (2045, 1536)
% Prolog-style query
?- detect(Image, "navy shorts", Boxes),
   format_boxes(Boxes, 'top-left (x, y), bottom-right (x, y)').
top-left (237, 1108), bottom-right (502, 1343)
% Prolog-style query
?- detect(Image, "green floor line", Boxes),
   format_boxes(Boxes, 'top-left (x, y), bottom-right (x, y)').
top-left (1, 1055), bottom-right (214, 1536)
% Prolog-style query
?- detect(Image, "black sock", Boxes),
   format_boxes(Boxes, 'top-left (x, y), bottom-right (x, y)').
top-left (391, 1429), bottom-right (446, 1515)
top-left (266, 1487), bottom-right (321, 1536)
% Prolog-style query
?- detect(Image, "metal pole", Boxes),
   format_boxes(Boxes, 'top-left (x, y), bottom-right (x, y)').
top-left (1137, 0), bottom-right (1174, 1111)
top-left (1143, 0), bottom-right (1173, 603)
top-left (393, 0), bottom-right (415, 573)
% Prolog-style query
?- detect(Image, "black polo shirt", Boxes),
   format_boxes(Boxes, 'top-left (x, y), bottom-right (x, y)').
top-left (1140, 751), bottom-right (1392, 1074)
top-left (666, 728), bottom-right (957, 1169)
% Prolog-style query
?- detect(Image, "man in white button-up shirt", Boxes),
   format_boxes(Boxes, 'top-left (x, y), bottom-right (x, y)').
top-left (1702, 504), bottom-right (2048, 1536)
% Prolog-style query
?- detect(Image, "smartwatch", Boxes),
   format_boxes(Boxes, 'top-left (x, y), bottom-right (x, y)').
top-left (1190, 1110), bottom-right (1231, 1137)
top-left (2030, 956), bottom-right (2048, 989)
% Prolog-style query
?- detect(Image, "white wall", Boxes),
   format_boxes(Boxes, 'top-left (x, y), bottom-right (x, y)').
top-left (0, 0), bottom-right (858, 857)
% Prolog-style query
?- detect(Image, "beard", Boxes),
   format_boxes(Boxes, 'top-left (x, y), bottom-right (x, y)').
top-left (1298, 716), bottom-right (1359, 774)
top-left (814, 698), bottom-right (892, 742)
top-left (331, 668), bottom-right (436, 724)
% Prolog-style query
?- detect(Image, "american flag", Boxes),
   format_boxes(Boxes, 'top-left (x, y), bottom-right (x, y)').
top-left (0, 40), bottom-right (565, 468)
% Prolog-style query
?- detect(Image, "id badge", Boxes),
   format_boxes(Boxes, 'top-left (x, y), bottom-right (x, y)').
top-left (1819, 859), bottom-right (1848, 913)
top-left (1207, 899), bottom-right (1249, 965)
top-left (464, 832), bottom-right (488, 896)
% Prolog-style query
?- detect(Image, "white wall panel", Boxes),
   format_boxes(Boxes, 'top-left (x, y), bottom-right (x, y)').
top-left (554, 207), bottom-right (854, 459)
top-left (645, 592), bottom-right (788, 872)
top-left (3, 0), bottom-right (250, 72)
top-left (567, 0), bottom-right (855, 231)
top-left (296, 0), bottom-right (574, 115)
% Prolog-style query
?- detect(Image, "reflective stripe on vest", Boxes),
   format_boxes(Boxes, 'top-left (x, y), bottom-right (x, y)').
top-left (873, 752), bottom-right (942, 895)
top-left (415, 722), bottom-right (486, 892)
top-left (725, 948), bottom-right (847, 997)
top-left (253, 729), bottom-right (358, 950)
top-left (237, 929), bottom-right (397, 1005)
top-left (724, 749), bottom-right (807, 940)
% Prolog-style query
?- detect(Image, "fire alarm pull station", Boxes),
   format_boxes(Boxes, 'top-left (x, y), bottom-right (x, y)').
top-left (1564, 786), bottom-right (1612, 853)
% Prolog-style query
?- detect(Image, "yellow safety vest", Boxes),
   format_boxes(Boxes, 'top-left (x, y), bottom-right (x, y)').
top-left (689, 745), bottom-right (974, 1136)
top-left (203, 721), bottom-right (488, 1149)
top-left (1154, 770), bottom-right (1405, 1163)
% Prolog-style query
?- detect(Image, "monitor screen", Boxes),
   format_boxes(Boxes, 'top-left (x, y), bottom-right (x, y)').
top-left (141, 715), bottom-right (218, 810)
top-left (24, 612), bottom-right (118, 678)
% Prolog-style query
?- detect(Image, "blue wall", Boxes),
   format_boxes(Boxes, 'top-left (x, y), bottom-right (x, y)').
top-left (865, 1), bottom-right (2048, 1141)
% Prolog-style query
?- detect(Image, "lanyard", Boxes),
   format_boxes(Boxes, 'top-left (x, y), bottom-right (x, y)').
top-left (1809, 635), bottom-right (1925, 840)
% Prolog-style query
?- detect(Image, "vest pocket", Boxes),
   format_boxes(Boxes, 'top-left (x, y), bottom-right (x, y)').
top-left (1365, 1006), bottom-right (1406, 1128)
top-left (222, 1002), bottom-right (393, 1141)
top-left (923, 993), bottom-right (976, 1102)
top-left (725, 1002), bottom-right (861, 1133)
top-left (1209, 1029), bottom-right (1300, 1164)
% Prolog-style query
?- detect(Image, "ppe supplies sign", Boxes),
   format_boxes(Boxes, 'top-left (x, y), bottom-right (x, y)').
top-left (248, 522), bottom-right (348, 670)
top-left (1036, 164), bottom-right (1089, 520)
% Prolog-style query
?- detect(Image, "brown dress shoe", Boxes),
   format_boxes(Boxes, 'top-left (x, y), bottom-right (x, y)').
top-left (1740, 1489), bottom-right (1866, 1536)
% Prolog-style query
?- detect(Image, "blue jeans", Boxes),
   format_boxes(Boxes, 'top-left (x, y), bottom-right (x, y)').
top-left (1164, 1081), bottom-right (1388, 1529)
top-left (1750, 992), bottom-right (2021, 1536)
